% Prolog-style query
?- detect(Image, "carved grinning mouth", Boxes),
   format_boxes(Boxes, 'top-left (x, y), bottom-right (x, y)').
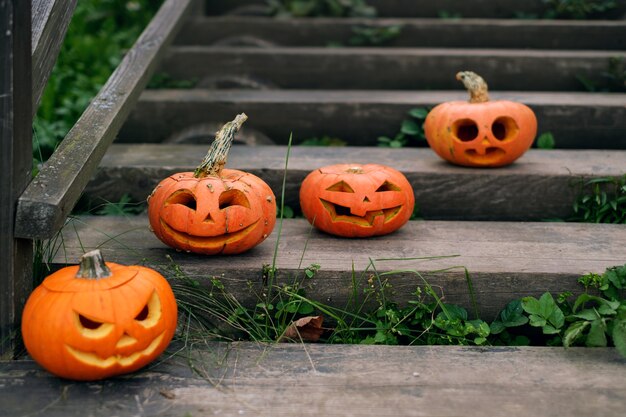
top-left (65, 332), bottom-right (165, 368)
top-left (464, 147), bottom-right (506, 165)
top-left (320, 199), bottom-right (402, 227)
top-left (159, 219), bottom-right (260, 248)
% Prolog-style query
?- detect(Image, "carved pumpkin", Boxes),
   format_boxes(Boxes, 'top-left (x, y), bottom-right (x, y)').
top-left (299, 164), bottom-right (415, 237)
top-left (21, 250), bottom-right (177, 381)
top-left (424, 71), bottom-right (537, 167)
top-left (148, 114), bottom-right (276, 255)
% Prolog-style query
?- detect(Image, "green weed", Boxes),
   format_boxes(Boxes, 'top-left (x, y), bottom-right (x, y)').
top-left (267, 0), bottom-right (376, 17)
top-left (536, 132), bottom-right (556, 149)
top-left (571, 176), bottom-right (626, 223)
top-left (541, 0), bottom-right (618, 19)
top-left (34, 0), bottom-right (162, 163)
top-left (348, 25), bottom-right (403, 46)
top-left (378, 108), bottom-right (430, 148)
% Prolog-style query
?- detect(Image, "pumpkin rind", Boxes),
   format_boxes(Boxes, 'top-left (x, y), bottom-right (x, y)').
top-left (148, 169), bottom-right (276, 255)
top-left (424, 71), bottom-right (537, 167)
top-left (299, 164), bottom-right (415, 237)
top-left (21, 254), bottom-right (177, 381)
top-left (147, 114), bottom-right (277, 255)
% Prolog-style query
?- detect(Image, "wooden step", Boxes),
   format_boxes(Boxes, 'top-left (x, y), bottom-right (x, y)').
top-left (204, 0), bottom-right (626, 19)
top-left (120, 89), bottom-right (626, 148)
top-left (177, 17), bottom-right (626, 50)
top-left (160, 46), bottom-right (624, 91)
top-left (84, 145), bottom-right (626, 221)
top-left (53, 216), bottom-right (626, 319)
top-left (2, 343), bottom-right (625, 416)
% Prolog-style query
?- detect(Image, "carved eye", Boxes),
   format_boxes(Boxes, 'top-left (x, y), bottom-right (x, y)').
top-left (79, 315), bottom-right (103, 330)
top-left (452, 118), bottom-right (479, 142)
top-left (491, 117), bottom-right (519, 141)
top-left (135, 292), bottom-right (162, 328)
top-left (326, 181), bottom-right (355, 193)
top-left (219, 189), bottom-right (250, 209)
top-left (166, 190), bottom-right (197, 210)
top-left (375, 181), bottom-right (401, 192)
top-left (75, 313), bottom-right (115, 339)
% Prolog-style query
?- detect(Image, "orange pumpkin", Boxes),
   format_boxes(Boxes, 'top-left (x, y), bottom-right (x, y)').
top-left (299, 164), bottom-right (414, 237)
top-left (148, 114), bottom-right (276, 255)
top-left (21, 250), bottom-right (177, 381)
top-left (424, 71), bottom-right (537, 167)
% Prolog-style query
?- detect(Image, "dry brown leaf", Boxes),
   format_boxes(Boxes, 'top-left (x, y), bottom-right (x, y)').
top-left (279, 315), bottom-right (324, 342)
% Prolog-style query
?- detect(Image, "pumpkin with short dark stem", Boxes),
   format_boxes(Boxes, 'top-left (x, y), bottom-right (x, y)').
top-left (148, 114), bottom-right (276, 255)
top-left (299, 164), bottom-right (415, 237)
top-left (424, 71), bottom-right (537, 167)
top-left (21, 250), bottom-right (177, 381)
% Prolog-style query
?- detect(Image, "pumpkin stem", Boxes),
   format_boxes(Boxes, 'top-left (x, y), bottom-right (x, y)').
top-left (456, 71), bottom-right (490, 103)
top-left (76, 249), bottom-right (112, 279)
top-left (194, 113), bottom-right (248, 178)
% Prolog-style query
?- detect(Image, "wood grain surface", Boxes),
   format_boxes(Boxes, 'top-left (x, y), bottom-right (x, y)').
top-left (52, 216), bottom-right (626, 319)
top-left (15, 0), bottom-right (194, 240)
top-left (119, 89), bottom-right (626, 148)
top-left (160, 46), bottom-right (624, 91)
top-left (177, 16), bottom-right (626, 50)
top-left (2, 343), bottom-right (625, 417)
top-left (84, 145), bottom-right (626, 221)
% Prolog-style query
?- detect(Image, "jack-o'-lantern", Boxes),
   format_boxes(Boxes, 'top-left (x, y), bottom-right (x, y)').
top-left (299, 164), bottom-right (414, 237)
top-left (21, 250), bottom-right (177, 381)
top-left (424, 71), bottom-right (537, 167)
top-left (148, 114), bottom-right (276, 255)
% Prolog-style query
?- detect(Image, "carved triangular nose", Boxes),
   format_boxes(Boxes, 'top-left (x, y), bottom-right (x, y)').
top-left (363, 196), bottom-right (370, 203)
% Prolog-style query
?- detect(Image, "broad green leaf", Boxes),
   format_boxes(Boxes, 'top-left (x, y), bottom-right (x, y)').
top-left (542, 324), bottom-right (560, 335)
top-left (548, 307), bottom-right (565, 330)
top-left (522, 296), bottom-right (543, 315)
top-left (298, 302), bottom-right (315, 315)
top-left (563, 321), bottom-right (590, 347)
top-left (571, 308), bottom-right (599, 321)
top-left (408, 108), bottom-right (429, 119)
top-left (612, 318), bottom-right (626, 357)
top-left (528, 314), bottom-right (547, 328)
top-left (401, 119), bottom-right (422, 135)
top-left (586, 319), bottom-right (608, 347)
top-left (490, 320), bottom-right (506, 335)
top-left (499, 299), bottom-right (529, 327)
top-left (442, 304), bottom-right (468, 321)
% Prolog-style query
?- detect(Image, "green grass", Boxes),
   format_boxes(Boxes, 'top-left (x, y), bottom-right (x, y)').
top-left (33, 0), bottom-right (162, 164)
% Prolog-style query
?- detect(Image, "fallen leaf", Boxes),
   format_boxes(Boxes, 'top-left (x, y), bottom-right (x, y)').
top-left (159, 389), bottom-right (176, 400)
top-left (279, 316), bottom-right (324, 342)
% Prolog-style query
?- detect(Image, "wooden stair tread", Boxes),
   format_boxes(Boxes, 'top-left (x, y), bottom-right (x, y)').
top-left (85, 146), bottom-right (626, 221)
top-left (54, 216), bottom-right (626, 318)
top-left (160, 46), bottom-right (625, 91)
top-left (205, 0), bottom-right (626, 19)
top-left (2, 343), bottom-right (625, 416)
top-left (178, 16), bottom-right (626, 50)
top-left (120, 89), bottom-right (626, 148)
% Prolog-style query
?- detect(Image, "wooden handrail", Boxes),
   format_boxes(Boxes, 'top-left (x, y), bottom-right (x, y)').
top-left (15, 0), bottom-right (194, 239)
top-left (31, 0), bottom-right (78, 117)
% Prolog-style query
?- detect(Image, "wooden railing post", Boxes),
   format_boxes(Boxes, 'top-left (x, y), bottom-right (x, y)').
top-left (0, 0), bottom-right (33, 358)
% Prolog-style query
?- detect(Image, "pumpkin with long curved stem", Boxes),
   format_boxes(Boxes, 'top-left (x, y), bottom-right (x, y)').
top-left (148, 114), bottom-right (276, 255)
top-left (21, 250), bottom-right (177, 381)
top-left (424, 71), bottom-right (537, 167)
top-left (299, 163), bottom-right (415, 237)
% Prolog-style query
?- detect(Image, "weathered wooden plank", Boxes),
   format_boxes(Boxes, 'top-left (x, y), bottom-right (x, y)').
top-left (31, 0), bottom-right (77, 116)
top-left (0, 0), bottom-right (33, 358)
top-left (14, 0), bottom-right (195, 240)
top-left (205, 0), bottom-right (626, 19)
top-left (52, 216), bottom-right (626, 319)
top-left (160, 46), bottom-right (625, 91)
top-left (84, 145), bottom-right (626, 221)
top-left (1, 344), bottom-right (625, 417)
top-left (177, 17), bottom-right (626, 50)
top-left (120, 89), bottom-right (626, 148)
